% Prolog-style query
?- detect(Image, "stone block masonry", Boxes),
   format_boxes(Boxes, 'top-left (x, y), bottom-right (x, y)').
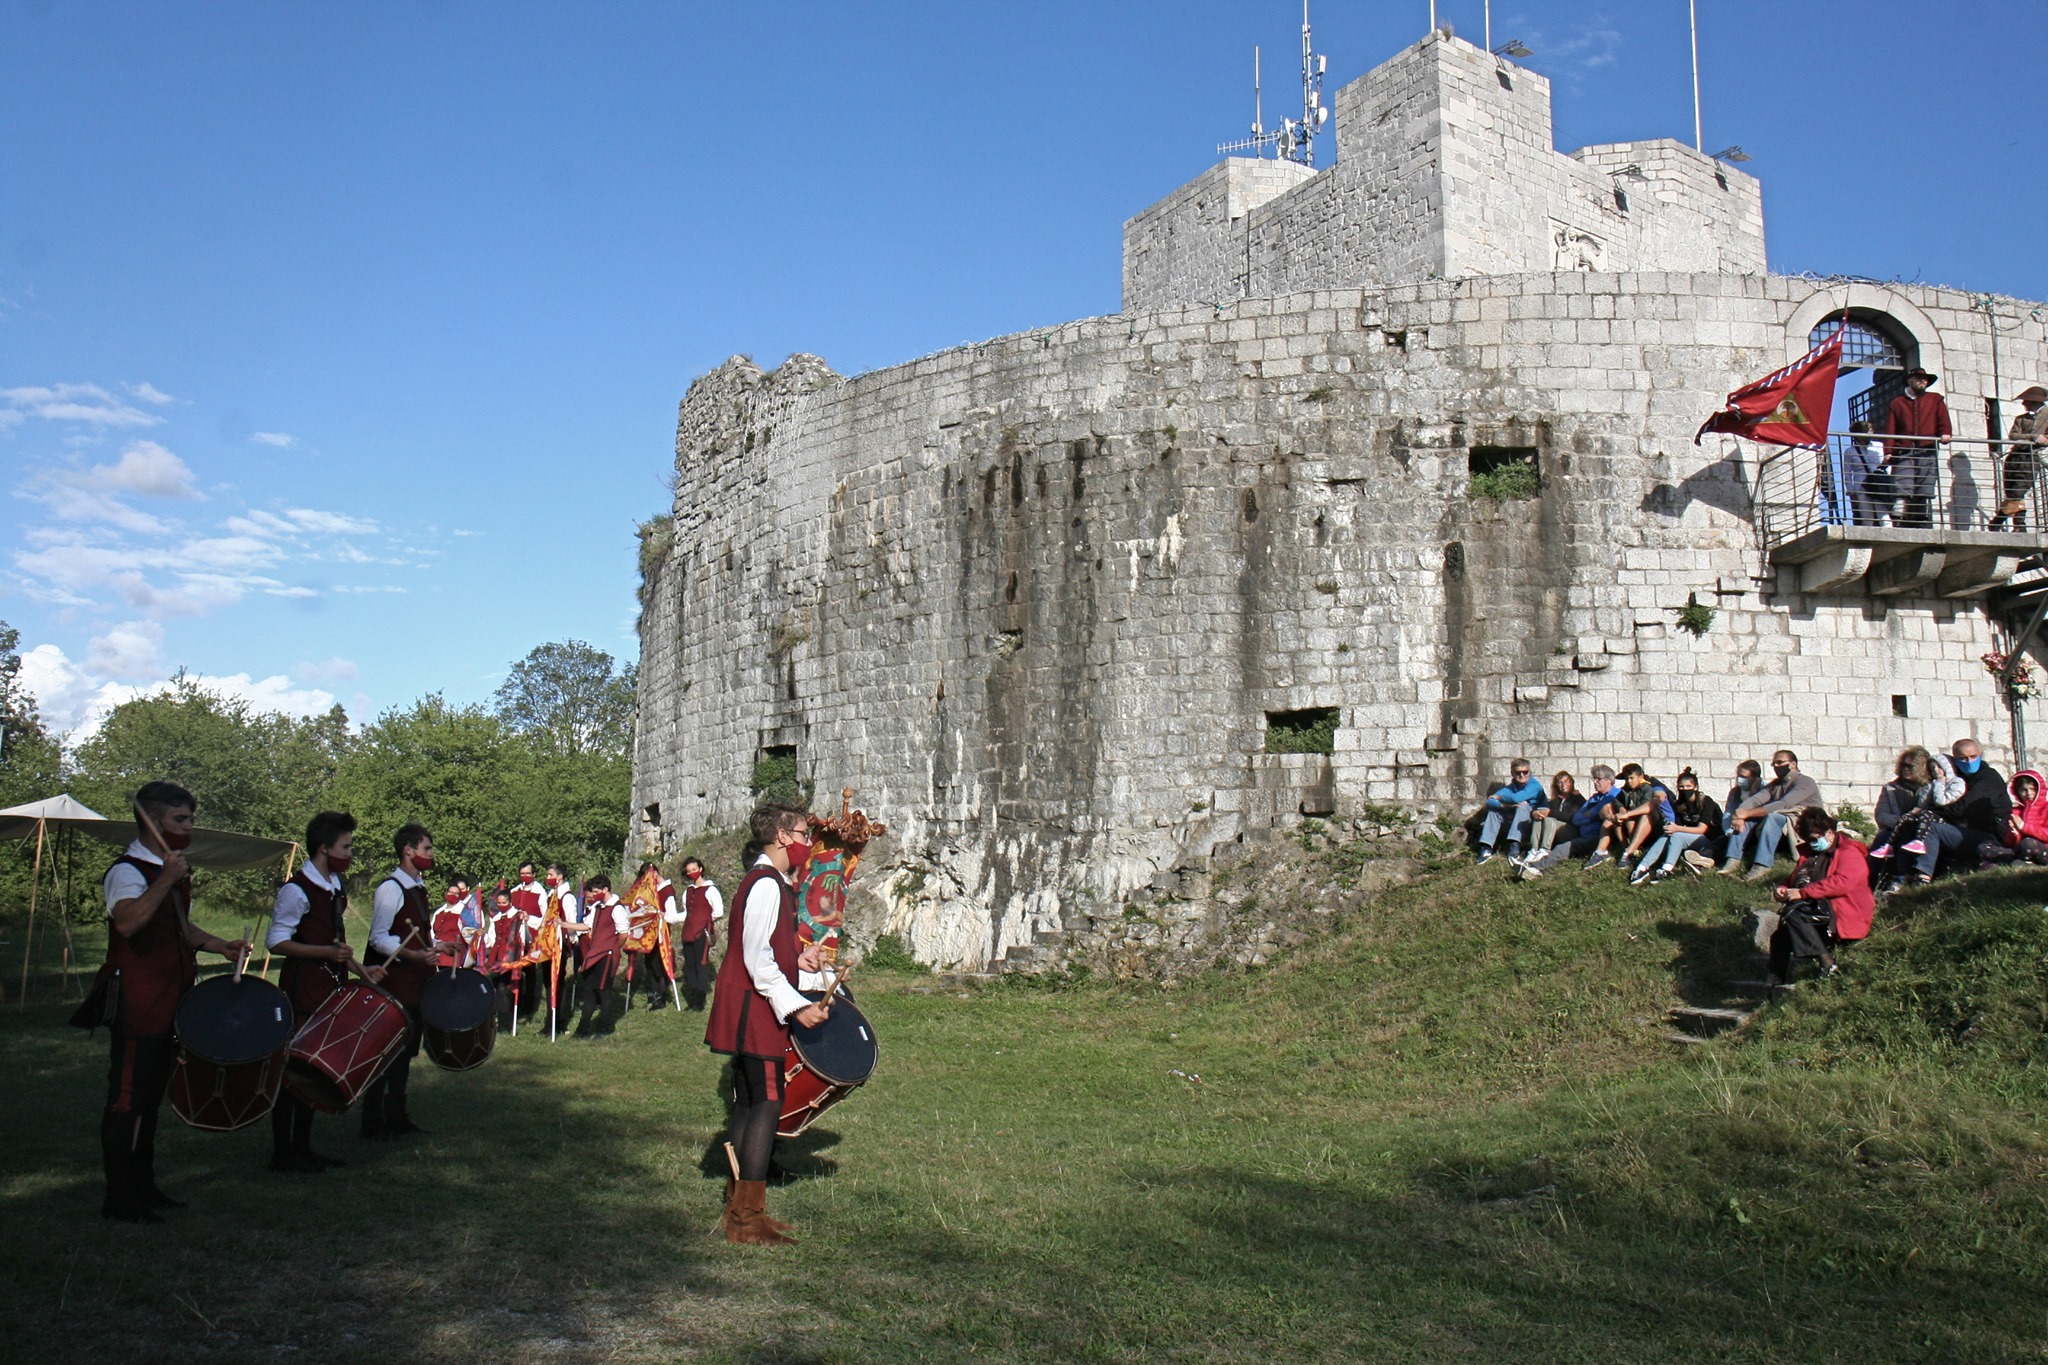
top-left (632, 30), bottom-right (2048, 974)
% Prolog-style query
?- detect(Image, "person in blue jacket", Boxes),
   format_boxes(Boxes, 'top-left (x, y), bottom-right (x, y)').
top-left (1475, 758), bottom-right (1546, 865)
top-left (1515, 765), bottom-right (1618, 878)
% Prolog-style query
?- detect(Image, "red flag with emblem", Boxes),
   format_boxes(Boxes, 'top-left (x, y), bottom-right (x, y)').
top-left (1694, 327), bottom-right (1843, 447)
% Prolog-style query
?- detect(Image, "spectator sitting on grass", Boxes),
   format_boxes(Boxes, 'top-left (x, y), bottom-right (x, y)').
top-left (1527, 771), bottom-right (1584, 856)
top-left (2000, 770), bottom-right (2048, 865)
top-left (1515, 765), bottom-right (1617, 879)
top-left (1589, 764), bottom-right (1662, 873)
top-left (1718, 750), bottom-right (1820, 882)
top-left (1870, 746), bottom-right (1961, 888)
top-left (1474, 758), bottom-right (1545, 865)
top-left (1939, 736), bottom-right (2013, 872)
top-left (1758, 808), bottom-right (1872, 989)
top-left (1634, 768), bottom-right (1723, 883)
top-left (1721, 758), bottom-right (1763, 847)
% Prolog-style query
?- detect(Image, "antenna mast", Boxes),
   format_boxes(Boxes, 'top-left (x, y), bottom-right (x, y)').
top-left (1217, 1), bottom-right (1329, 166)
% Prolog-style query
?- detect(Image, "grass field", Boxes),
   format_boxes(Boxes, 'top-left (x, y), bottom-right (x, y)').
top-left (1, 852), bottom-right (2044, 1363)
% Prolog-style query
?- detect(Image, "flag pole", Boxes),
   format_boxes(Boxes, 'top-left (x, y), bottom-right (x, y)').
top-left (1689, 0), bottom-right (1703, 150)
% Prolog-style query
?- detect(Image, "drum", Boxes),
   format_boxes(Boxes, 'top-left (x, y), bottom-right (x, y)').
top-left (778, 987), bottom-right (878, 1138)
top-left (420, 966), bottom-right (497, 1071)
top-left (284, 982), bottom-right (410, 1114)
top-left (169, 973), bottom-right (295, 1132)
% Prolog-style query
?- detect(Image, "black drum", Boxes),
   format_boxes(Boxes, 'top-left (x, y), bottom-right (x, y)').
top-left (171, 974), bottom-right (294, 1132)
top-left (420, 966), bottom-right (498, 1071)
top-left (778, 986), bottom-right (877, 1138)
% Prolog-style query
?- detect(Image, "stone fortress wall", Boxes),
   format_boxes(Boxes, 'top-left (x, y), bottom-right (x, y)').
top-left (632, 31), bottom-right (2048, 972)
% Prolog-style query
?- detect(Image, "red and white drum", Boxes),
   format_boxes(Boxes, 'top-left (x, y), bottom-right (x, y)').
top-left (778, 986), bottom-right (878, 1139)
top-left (170, 973), bottom-right (295, 1132)
top-left (420, 966), bottom-right (497, 1072)
top-left (284, 982), bottom-right (409, 1114)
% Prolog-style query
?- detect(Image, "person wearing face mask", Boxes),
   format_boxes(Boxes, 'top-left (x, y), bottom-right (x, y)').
top-left (705, 803), bottom-right (831, 1245)
top-left (1514, 764), bottom-right (1618, 878)
top-left (1933, 737), bottom-right (2011, 871)
top-left (267, 810), bottom-right (378, 1174)
top-left (1632, 768), bottom-right (1722, 883)
top-left (1760, 809), bottom-right (1872, 988)
top-left (1718, 750), bottom-right (1821, 881)
top-left (564, 874), bottom-right (632, 1037)
top-left (1870, 746), bottom-right (1963, 890)
top-left (432, 875), bottom-right (471, 969)
top-left (362, 824), bottom-right (465, 1139)
top-left (675, 857), bottom-right (723, 1011)
top-left (90, 781), bottom-right (252, 1222)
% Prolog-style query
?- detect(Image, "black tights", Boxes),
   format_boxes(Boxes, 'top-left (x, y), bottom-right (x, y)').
top-left (727, 1054), bottom-right (785, 1182)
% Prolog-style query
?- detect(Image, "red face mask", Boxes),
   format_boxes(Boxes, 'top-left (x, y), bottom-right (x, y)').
top-left (327, 851), bottom-right (353, 874)
top-left (162, 828), bottom-right (194, 851)
top-left (545, 874), bottom-right (560, 887)
top-left (443, 890), bottom-right (462, 905)
top-left (411, 852), bottom-right (435, 872)
top-left (784, 837), bottom-right (812, 879)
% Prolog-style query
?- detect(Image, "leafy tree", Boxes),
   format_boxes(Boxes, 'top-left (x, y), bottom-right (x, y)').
top-left (0, 621), bottom-right (67, 936)
top-left (492, 640), bottom-right (636, 760)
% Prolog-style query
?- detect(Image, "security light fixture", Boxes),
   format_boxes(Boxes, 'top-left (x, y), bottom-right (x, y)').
top-left (1491, 39), bottom-right (1532, 58)
top-left (1710, 145), bottom-right (1751, 163)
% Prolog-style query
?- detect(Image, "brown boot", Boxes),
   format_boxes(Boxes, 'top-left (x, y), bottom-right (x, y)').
top-left (722, 1179), bottom-right (796, 1246)
top-left (724, 1176), bottom-right (793, 1235)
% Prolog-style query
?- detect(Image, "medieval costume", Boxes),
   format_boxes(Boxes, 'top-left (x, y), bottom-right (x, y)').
top-left (363, 865), bottom-right (432, 1137)
top-left (267, 862), bottom-right (352, 1172)
top-left (677, 871), bottom-right (723, 1011)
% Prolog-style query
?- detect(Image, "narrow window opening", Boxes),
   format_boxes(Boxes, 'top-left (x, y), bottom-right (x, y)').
top-left (1468, 446), bottom-right (1541, 500)
top-left (1264, 707), bottom-right (1339, 755)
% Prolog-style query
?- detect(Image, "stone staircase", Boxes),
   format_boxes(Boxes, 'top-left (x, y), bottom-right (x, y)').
top-left (1658, 974), bottom-right (1771, 1046)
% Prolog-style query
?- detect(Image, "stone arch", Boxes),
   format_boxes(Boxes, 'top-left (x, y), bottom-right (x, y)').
top-left (1785, 283), bottom-right (1944, 378)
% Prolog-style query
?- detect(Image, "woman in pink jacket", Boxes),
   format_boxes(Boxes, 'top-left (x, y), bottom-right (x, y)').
top-left (1768, 808), bottom-right (1873, 986)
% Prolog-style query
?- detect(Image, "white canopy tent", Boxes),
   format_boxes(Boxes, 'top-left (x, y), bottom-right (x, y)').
top-left (0, 796), bottom-right (298, 1006)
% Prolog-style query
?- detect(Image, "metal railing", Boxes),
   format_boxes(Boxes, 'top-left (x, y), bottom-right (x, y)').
top-left (1753, 432), bottom-right (2048, 552)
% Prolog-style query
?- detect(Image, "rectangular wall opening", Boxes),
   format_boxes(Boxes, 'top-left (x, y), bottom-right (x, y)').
top-left (1468, 445), bottom-right (1540, 500)
top-left (1264, 707), bottom-right (1340, 755)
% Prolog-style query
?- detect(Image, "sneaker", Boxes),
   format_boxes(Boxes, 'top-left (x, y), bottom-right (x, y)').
top-left (1476, 849), bottom-right (1496, 866)
top-left (1715, 860), bottom-right (1742, 876)
top-left (1681, 849), bottom-right (1715, 874)
top-left (1743, 864), bottom-right (1776, 883)
top-left (1869, 843), bottom-right (1891, 861)
top-left (1901, 839), bottom-right (1927, 855)
top-left (1819, 961), bottom-right (1840, 980)
top-left (1518, 858), bottom-right (1544, 880)
top-left (1879, 877), bottom-right (1906, 896)
top-left (1628, 863), bottom-right (1655, 887)
top-left (1504, 844), bottom-right (1522, 863)
top-left (1652, 865), bottom-right (1676, 882)
top-left (1584, 851), bottom-right (1611, 871)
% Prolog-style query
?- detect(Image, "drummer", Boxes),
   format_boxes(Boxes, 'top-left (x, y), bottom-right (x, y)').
top-left (705, 803), bottom-right (828, 1246)
top-left (362, 824), bottom-right (464, 1139)
top-left (94, 781), bottom-right (250, 1222)
top-left (267, 810), bottom-right (374, 1174)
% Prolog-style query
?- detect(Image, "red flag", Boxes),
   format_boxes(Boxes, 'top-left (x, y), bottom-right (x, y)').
top-left (1694, 328), bottom-right (1843, 447)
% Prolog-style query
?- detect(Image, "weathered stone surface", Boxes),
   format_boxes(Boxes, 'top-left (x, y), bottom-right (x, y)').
top-left (631, 30), bottom-right (2048, 975)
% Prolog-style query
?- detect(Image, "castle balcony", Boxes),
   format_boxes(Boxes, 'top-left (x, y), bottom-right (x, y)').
top-left (1754, 434), bottom-right (2045, 597)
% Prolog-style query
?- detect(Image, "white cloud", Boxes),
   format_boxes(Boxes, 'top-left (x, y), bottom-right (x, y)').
top-left (129, 383), bottom-right (176, 406)
top-left (296, 657), bottom-right (360, 683)
top-left (84, 621), bottom-right (165, 679)
top-left (17, 641), bottom-right (341, 739)
top-left (251, 431), bottom-right (295, 448)
top-left (1, 382), bottom-right (163, 429)
top-left (87, 440), bottom-right (200, 498)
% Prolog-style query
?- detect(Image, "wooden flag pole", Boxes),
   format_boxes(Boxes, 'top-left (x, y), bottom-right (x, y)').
top-left (16, 818), bottom-right (47, 1010)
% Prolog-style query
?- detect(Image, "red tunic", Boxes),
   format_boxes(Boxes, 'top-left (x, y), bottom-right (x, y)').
top-left (578, 896), bottom-right (623, 976)
top-left (432, 903), bottom-right (465, 968)
top-left (1883, 391), bottom-right (1952, 444)
top-left (278, 868), bottom-right (349, 1019)
top-left (102, 854), bottom-right (196, 1036)
top-left (704, 867), bottom-right (798, 1059)
top-left (681, 884), bottom-right (717, 941)
top-left (509, 884), bottom-right (543, 921)
top-left (367, 876), bottom-right (432, 1010)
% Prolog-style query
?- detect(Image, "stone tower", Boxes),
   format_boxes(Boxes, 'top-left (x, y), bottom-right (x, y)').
top-left (632, 31), bottom-right (2048, 973)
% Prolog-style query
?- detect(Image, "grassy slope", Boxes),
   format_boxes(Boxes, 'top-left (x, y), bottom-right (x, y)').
top-left (0, 857), bottom-right (2043, 1363)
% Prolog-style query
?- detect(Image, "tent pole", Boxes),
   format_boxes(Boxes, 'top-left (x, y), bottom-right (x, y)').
top-left (18, 819), bottom-right (46, 1010)
top-left (58, 826), bottom-right (79, 1000)
top-left (260, 844), bottom-right (301, 980)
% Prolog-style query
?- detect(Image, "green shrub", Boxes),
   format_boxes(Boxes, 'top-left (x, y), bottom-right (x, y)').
top-left (1469, 462), bottom-right (1539, 500)
top-left (1266, 709), bottom-right (1338, 755)
top-left (862, 933), bottom-right (921, 972)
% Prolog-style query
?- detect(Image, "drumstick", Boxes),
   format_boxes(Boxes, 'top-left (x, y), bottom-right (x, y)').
top-left (233, 922), bottom-right (254, 983)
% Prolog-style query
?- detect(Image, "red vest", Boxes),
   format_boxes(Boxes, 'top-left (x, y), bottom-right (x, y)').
top-left (681, 883), bottom-right (717, 941)
top-left (278, 868), bottom-right (348, 1018)
top-left (432, 904), bottom-right (465, 967)
top-left (367, 875), bottom-right (432, 1009)
top-left (102, 854), bottom-right (196, 1035)
top-left (579, 896), bottom-right (623, 973)
top-left (704, 867), bottom-right (797, 1058)
top-left (510, 884), bottom-right (543, 919)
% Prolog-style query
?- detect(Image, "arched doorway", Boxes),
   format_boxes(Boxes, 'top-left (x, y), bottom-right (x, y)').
top-left (1809, 310), bottom-right (1918, 433)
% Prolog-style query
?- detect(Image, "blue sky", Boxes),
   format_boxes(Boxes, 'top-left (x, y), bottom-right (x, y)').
top-left (5, 0), bottom-right (2045, 737)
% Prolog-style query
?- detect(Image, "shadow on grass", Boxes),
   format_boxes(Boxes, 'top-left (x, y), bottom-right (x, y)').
top-left (1656, 910), bottom-right (1763, 1007)
top-left (0, 1001), bottom-right (738, 1365)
